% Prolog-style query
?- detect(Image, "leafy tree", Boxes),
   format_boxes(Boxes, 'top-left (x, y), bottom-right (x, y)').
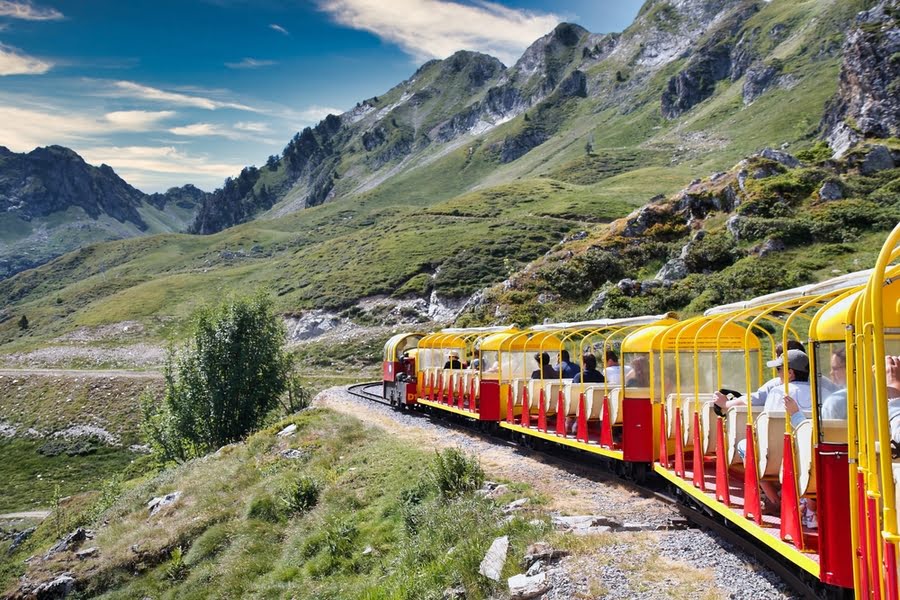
top-left (143, 293), bottom-right (289, 462)
top-left (18, 315), bottom-right (28, 330)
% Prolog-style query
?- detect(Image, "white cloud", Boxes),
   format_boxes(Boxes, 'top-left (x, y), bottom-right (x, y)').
top-left (78, 145), bottom-right (245, 191)
top-left (104, 110), bottom-right (175, 130)
top-left (317, 0), bottom-right (561, 64)
top-left (269, 23), bottom-right (289, 35)
top-left (0, 0), bottom-right (63, 20)
top-left (298, 105), bottom-right (342, 122)
top-left (234, 121), bottom-right (271, 133)
top-left (108, 80), bottom-right (259, 112)
top-left (168, 121), bottom-right (279, 142)
top-left (0, 42), bottom-right (51, 75)
top-left (225, 57), bottom-right (277, 69)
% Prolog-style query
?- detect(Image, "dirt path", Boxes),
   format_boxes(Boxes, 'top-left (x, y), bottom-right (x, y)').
top-left (0, 368), bottom-right (162, 379)
top-left (0, 510), bottom-right (51, 520)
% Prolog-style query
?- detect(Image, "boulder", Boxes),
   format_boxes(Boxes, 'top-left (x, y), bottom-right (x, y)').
top-left (277, 424), bottom-right (297, 437)
top-left (757, 238), bottom-right (786, 258)
top-left (861, 145), bottom-right (896, 174)
top-left (508, 572), bottom-right (550, 600)
top-left (523, 541), bottom-right (570, 567)
top-left (586, 290), bottom-right (609, 313)
top-left (75, 547), bottom-right (98, 560)
top-left (504, 498), bottom-right (530, 513)
top-left (442, 585), bottom-right (466, 600)
top-left (478, 535), bottom-right (509, 581)
top-left (726, 215), bottom-right (744, 240)
top-left (33, 574), bottom-right (75, 599)
top-left (525, 560), bottom-right (544, 577)
top-left (655, 258), bottom-right (688, 281)
top-left (7, 527), bottom-right (35, 555)
top-left (756, 147), bottom-right (800, 169)
top-left (818, 180), bottom-right (843, 201)
top-left (280, 449), bottom-right (306, 460)
top-left (148, 491), bottom-right (182, 517)
top-left (45, 528), bottom-right (89, 558)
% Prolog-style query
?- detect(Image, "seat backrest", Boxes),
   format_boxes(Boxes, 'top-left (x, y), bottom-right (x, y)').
top-left (699, 400), bottom-right (717, 455)
top-left (584, 387), bottom-right (606, 420)
top-left (757, 412), bottom-right (787, 478)
top-left (511, 378), bottom-right (526, 405)
top-left (665, 393), bottom-right (679, 438)
top-left (792, 419), bottom-right (815, 496)
top-left (819, 419), bottom-right (847, 444)
top-left (726, 405), bottom-right (763, 466)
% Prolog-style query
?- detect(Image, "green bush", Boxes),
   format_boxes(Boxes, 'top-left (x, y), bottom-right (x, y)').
top-left (282, 476), bottom-right (320, 515)
top-left (142, 293), bottom-right (289, 462)
top-left (246, 493), bottom-right (284, 523)
top-left (682, 230), bottom-right (742, 273)
top-left (795, 141), bottom-right (832, 162)
top-left (431, 448), bottom-right (484, 500)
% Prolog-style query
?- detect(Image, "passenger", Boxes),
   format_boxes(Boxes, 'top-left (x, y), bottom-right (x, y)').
top-left (883, 356), bottom-right (900, 455)
top-left (531, 352), bottom-right (556, 379)
top-left (444, 351), bottom-right (462, 370)
top-left (714, 341), bottom-right (805, 412)
top-left (573, 354), bottom-right (604, 384)
top-left (557, 349), bottom-right (580, 379)
top-left (625, 355), bottom-right (650, 387)
top-left (821, 348), bottom-right (847, 420)
top-left (566, 354), bottom-right (605, 434)
top-left (603, 349), bottom-right (625, 385)
top-left (748, 349), bottom-right (814, 516)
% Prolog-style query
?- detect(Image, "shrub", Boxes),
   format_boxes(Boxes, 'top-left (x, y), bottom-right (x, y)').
top-left (682, 230), bottom-right (742, 273)
top-left (246, 493), bottom-right (284, 523)
top-left (164, 546), bottom-right (188, 582)
top-left (142, 293), bottom-right (290, 462)
top-left (282, 476), bottom-right (320, 515)
top-left (281, 372), bottom-right (313, 414)
top-left (795, 141), bottom-right (832, 163)
top-left (431, 448), bottom-right (484, 500)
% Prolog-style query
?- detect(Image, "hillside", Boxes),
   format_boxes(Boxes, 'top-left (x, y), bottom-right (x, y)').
top-left (0, 0), bottom-right (897, 353)
top-left (0, 146), bottom-right (205, 281)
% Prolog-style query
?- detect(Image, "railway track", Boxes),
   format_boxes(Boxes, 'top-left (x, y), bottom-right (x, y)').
top-left (343, 381), bottom-right (821, 599)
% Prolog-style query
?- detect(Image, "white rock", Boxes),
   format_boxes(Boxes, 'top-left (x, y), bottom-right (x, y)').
top-left (508, 572), bottom-right (550, 600)
top-left (525, 560), bottom-right (544, 577)
top-left (147, 491), bottom-right (182, 516)
top-left (503, 498), bottom-right (529, 513)
top-left (277, 424), bottom-right (297, 437)
top-left (478, 535), bottom-right (509, 581)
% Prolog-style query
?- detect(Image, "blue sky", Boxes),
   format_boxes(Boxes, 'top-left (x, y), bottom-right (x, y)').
top-left (0, 0), bottom-right (644, 192)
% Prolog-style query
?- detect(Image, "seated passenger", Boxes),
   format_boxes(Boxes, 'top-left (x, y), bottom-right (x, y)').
top-left (603, 350), bottom-right (625, 385)
top-left (444, 351), bottom-right (462, 370)
top-left (573, 353), bottom-right (604, 384)
top-left (557, 349), bottom-right (580, 379)
top-left (567, 354), bottom-right (604, 434)
top-left (531, 352), bottom-right (556, 379)
top-left (821, 348), bottom-right (847, 420)
top-left (714, 341), bottom-right (805, 412)
top-left (625, 355), bottom-right (649, 387)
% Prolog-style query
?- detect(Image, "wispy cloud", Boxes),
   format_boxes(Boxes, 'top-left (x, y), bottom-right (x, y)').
top-left (0, 103), bottom-right (175, 149)
top-left (78, 144), bottom-right (245, 190)
top-left (0, 0), bottom-right (63, 21)
top-left (107, 80), bottom-right (259, 112)
top-left (317, 0), bottom-right (560, 65)
top-left (224, 57), bottom-right (277, 69)
top-left (0, 42), bottom-right (51, 75)
top-left (104, 110), bottom-right (175, 129)
top-left (168, 121), bottom-right (280, 143)
top-left (269, 23), bottom-right (289, 35)
top-left (298, 105), bottom-right (342, 122)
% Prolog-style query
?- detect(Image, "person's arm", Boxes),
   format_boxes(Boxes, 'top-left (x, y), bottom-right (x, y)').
top-left (784, 395), bottom-right (807, 429)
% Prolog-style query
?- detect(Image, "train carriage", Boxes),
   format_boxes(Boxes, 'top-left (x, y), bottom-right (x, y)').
top-left (378, 223), bottom-right (900, 598)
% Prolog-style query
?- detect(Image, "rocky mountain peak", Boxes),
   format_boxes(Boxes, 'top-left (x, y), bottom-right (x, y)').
top-left (513, 22), bottom-right (588, 80)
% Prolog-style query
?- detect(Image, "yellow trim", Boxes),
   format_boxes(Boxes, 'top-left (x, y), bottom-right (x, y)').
top-left (417, 398), bottom-right (479, 419)
top-left (500, 422), bottom-right (625, 460)
top-left (653, 465), bottom-right (821, 577)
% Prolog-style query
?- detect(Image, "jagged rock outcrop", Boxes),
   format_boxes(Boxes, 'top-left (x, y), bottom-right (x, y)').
top-left (0, 145), bottom-right (147, 225)
top-left (660, 2), bottom-right (760, 118)
top-left (823, 0), bottom-right (900, 155)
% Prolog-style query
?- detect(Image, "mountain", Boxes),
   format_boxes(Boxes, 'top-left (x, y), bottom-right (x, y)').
top-left (1, 0), bottom-right (897, 349)
top-left (0, 145), bottom-right (205, 280)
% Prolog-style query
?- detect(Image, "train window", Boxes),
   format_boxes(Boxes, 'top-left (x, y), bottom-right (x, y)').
top-left (481, 351), bottom-right (500, 380)
top-left (622, 352), bottom-right (650, 388)
top-left (501, 351), bottom-right (527, 381)
top-left (815, 342), bottom-right (848, 438)
top-left (719, 349), bottom-right (759, 398)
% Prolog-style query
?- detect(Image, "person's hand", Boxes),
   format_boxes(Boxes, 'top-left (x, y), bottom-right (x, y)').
top-left (783, 395), bottom-right (800, 415)
top-left (714, 390), bottom-right (727, 408)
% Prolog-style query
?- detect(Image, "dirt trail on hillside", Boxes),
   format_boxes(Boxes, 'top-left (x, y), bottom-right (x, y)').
top-left (0, 368), bottom-right (162, 379)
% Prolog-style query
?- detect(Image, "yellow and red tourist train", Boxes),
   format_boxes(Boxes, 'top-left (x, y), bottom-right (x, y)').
top-left (381, 224), bottom-right (900, 599)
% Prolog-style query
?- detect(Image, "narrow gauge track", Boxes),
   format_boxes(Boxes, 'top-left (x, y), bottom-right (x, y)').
top-left (344, 382), bottom-right (820, 599)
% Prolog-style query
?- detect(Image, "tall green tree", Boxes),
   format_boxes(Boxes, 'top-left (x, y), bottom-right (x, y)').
top-left (143, 293), bottom-right (289, 462)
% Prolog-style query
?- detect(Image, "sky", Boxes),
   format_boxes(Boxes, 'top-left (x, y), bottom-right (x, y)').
top-left (0, 0), bottom-right (645, 193)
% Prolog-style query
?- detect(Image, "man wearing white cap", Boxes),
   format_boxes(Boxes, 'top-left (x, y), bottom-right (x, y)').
top-left (766, 348), bottom-right (814, 430)
top-left (444, 351), bottom-right (462, 370)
